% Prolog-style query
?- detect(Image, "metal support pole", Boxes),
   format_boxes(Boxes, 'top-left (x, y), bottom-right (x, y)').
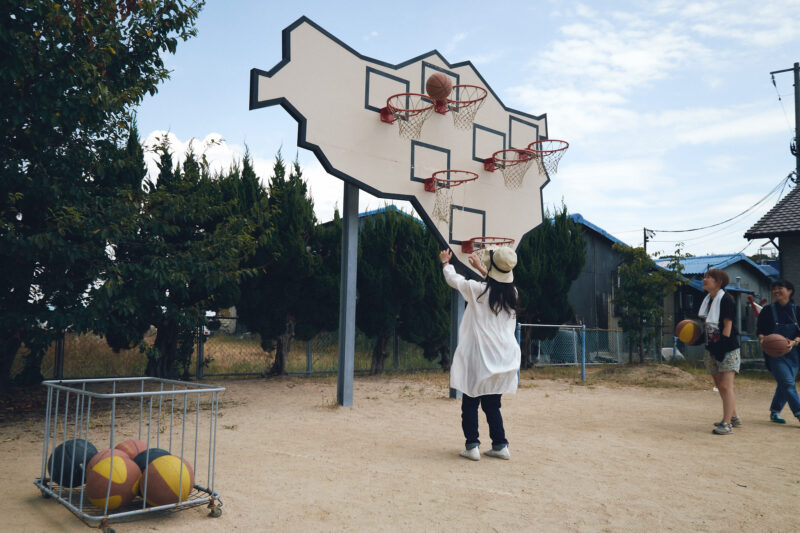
top-left (794, 62), bottom-right (800, 179)
top-left (306, 341), bottom-right (312, 374)
top-left (516, 323), bottom-right (522, 385)
top-left (337, 182), bottom-right (359, 407)
top-left (449, 289), bottom-right (465, 399)
top-left (580, 324), bottom-right (586, 382)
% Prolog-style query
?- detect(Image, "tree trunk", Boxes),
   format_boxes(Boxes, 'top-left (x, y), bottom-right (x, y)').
top-left (520, 328), bottom-right (533, 369)
top-left (370, 332), bottom-right (390, 375)
top-left (438, 345), bottom-right (451, 371)
top-left (269, 314), bottom-right (295, 376)
top-left (628, 338), bottom-right (633, 364)
top-left (147, 322), bottom-right (179, 378)
top-left (0, 332), bottom-right (23, 396)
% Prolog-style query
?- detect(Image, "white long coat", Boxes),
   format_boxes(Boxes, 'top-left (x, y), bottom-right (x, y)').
top-left (443, 265), bottom-right (520, 397)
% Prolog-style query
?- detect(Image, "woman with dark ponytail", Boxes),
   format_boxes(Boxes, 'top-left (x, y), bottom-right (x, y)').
top-left (440, 246), bottom-right (521, 461)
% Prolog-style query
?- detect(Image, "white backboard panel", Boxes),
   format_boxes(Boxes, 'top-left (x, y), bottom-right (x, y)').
top-left (250, 17), bottom-right (553, 272)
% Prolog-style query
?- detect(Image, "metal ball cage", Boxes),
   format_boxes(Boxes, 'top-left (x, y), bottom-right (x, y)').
top-left (34, 377), bottom-right (225, 532)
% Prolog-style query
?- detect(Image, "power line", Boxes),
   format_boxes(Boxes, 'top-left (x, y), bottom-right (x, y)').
top-left (649, 174), bottom-right (792, 233)
top-left (772, 73), bottom-right (796, 136)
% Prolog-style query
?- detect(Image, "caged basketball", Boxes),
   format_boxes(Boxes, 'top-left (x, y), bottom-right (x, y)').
top-left (48, 439), bottom-right (98, 487)
top-left (86, 453), bottom-right (141, 511)
top-left (675, 319), bottom-right (703, 346)
top-left (115, 438), bottom-right (147, 460)
top-left (762, 333), bottom-right (792, 357)
top-left (140, 454), bottom-right (195, 506)
top-left (425, 73), bottom-right (452, 101)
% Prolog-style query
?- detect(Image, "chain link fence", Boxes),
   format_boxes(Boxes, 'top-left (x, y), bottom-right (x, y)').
top-left (199, 318), bottom-right (442, 377)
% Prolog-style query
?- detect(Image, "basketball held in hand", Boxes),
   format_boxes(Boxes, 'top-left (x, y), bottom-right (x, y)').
top-left (675, 319), bottom-right (703, 346)
top-left (762, 334), bottom-right (793, 357)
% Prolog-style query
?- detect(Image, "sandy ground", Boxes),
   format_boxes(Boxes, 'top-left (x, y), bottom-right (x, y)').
top-left (3, 368), bottom-right (800, 533)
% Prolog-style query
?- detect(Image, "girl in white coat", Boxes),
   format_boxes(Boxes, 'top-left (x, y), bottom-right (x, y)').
top-left (440, 247), bottom-right (521, 461)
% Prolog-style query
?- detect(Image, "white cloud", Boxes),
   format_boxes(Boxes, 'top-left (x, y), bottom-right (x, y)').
top-left (142, 130), bottom-right (414, 223)
top-left (363, 30), bottom-right (379, 41)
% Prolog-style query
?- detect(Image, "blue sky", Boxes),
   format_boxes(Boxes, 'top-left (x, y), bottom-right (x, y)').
top-left (135, 0), bottom-right (800, 258)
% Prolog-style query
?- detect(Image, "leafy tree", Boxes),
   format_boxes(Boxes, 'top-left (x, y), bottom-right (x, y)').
top-left (0, 0), bottom-right (203, 391)
top-left (236, 153), bottom-right (323, 376)
top-left (612, 244), bottom-right (680, 363)
top-left (514, 206), bottom-right (586, 367)
top-left (94, 137), bottom-right (256, 378)
top-left (395, 218), bottom-right (450, 370)
top-left (356, 207), bottom-right (448, 374)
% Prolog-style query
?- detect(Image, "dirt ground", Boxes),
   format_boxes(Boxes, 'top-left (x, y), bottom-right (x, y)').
top-left (3, 366), bottom-right (800, 532)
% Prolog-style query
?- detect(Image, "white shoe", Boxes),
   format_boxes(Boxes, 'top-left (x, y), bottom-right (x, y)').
top-left (459, 447), bottom-right (480, 461)
top-left (484, 446), bottom-right (510, 460)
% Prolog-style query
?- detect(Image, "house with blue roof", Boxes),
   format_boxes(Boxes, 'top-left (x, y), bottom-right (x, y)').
top-left (654, 253), bottom-right (774, 337)
top-left (566, 214), bottom-right (628, 329)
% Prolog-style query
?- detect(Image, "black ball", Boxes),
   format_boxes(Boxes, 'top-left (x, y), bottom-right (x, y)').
top-left (132, 448), bottom-right (171, 473)
top-left (48, 439), bottom-right (98, 487)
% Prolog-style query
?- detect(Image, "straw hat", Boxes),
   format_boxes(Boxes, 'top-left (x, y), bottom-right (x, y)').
top-left (481, 247), bottom-right (517, 283)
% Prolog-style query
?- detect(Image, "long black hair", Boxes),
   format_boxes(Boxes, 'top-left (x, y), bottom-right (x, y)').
top-left (478, 277), bottom-right (519, 316)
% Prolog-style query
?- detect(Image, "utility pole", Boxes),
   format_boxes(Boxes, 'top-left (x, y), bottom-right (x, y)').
top-left (770, 62), bottom-right (800, 181)
top-left (643, 227), bottom-right (654, 253)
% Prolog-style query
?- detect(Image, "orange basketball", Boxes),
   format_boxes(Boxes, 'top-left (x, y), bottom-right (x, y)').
top-left (86, 453), bottom-right (141, 511)
top-left (425, 73), bottom-right (452, 101)
top-left (140, 454), bottom-right (195, 506)
top-left (115, 439), bottom-right (147, 460)
top-left (762, 333), bottom-right (792, 357)
top-left (675, 319), bottom-right (703, 345)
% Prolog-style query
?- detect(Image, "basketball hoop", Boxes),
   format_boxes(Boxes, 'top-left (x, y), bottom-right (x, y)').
top-left (447, 85), bottom-right (487, 130)
top-left (423, 170), bottom-right (478, 224)
top-left (482, 148), bottom-right (535, 189)
top-left (527, 139), bottom-right (569, 175)
top-left (380, 92), bottom-right (434, 140)
top-left (461, 236), bottom-right (514, 255)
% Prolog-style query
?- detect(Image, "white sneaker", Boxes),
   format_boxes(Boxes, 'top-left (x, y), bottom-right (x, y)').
top-left (484, 446), bottom-right (510, 460)
top-left (459, 447), bottom-right (480, 461)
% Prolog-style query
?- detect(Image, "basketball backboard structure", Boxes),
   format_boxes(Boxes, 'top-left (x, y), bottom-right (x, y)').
top-left (249, 17), bottom-right (553, 271)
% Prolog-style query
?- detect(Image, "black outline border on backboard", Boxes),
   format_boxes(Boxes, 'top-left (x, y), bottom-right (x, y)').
top-left (249, 16), bottom-right (551, 267)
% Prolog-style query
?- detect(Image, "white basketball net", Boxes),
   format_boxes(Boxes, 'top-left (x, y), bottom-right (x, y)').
top-left (495, 150), bottom-right (535, 190)
top-left (432, 185), bottom-right (454, 223)
top-left (430, 171), bottom-right (476, 224)
top-left (531, 140), bottom-right (568, 175)
top-left (387, 94), bottom-right (434, 140)
top-left (447, 86), bottom-right (487, 130)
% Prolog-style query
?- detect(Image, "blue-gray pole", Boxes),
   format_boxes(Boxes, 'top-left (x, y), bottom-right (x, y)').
top-left (580, 324), bottom-right (586, 382)
top-left (337, 182), bottom-right (358, 406)
top-left (449, 289), bottom-right (464, 399)
top-left (516, 322), bottom-right (522, 384)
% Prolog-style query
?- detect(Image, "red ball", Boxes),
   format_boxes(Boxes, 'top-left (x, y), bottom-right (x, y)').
top-left (425, 73), bottom-right (452, 101)
top-left (140, 455), bottom-right (195, 506)
top-left (86, 453), bottom-right (141, 511)
top-left (675, 319), bottom-right (703, 345)
top-left (115, 439), bottom-right (147, 460)
top-left (762, 333), bottom-right (792, 357)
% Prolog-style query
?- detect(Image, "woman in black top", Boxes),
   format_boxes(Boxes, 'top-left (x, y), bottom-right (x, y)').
top-left (699, 269), bottom-right (740, 435)
top-left (756, 280), bottom-right (800, 424)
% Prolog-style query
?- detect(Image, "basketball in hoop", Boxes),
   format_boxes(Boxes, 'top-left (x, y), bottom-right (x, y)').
top-left (482, 148), bottom-right (535, 190)
top-left (423, 170), bottom-right (478, 224)
top-left (461, 236), bottom-right (514, 255)
top-left (380, 92), bottom-right (434, 140)
top-left (527, 139), bottom-right (569, 175)
top-left (446, 85), bottom-right (487, 130)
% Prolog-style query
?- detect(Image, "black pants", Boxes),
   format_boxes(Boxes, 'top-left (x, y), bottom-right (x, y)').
top-left (461, 393), bottom-right (508, 450)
